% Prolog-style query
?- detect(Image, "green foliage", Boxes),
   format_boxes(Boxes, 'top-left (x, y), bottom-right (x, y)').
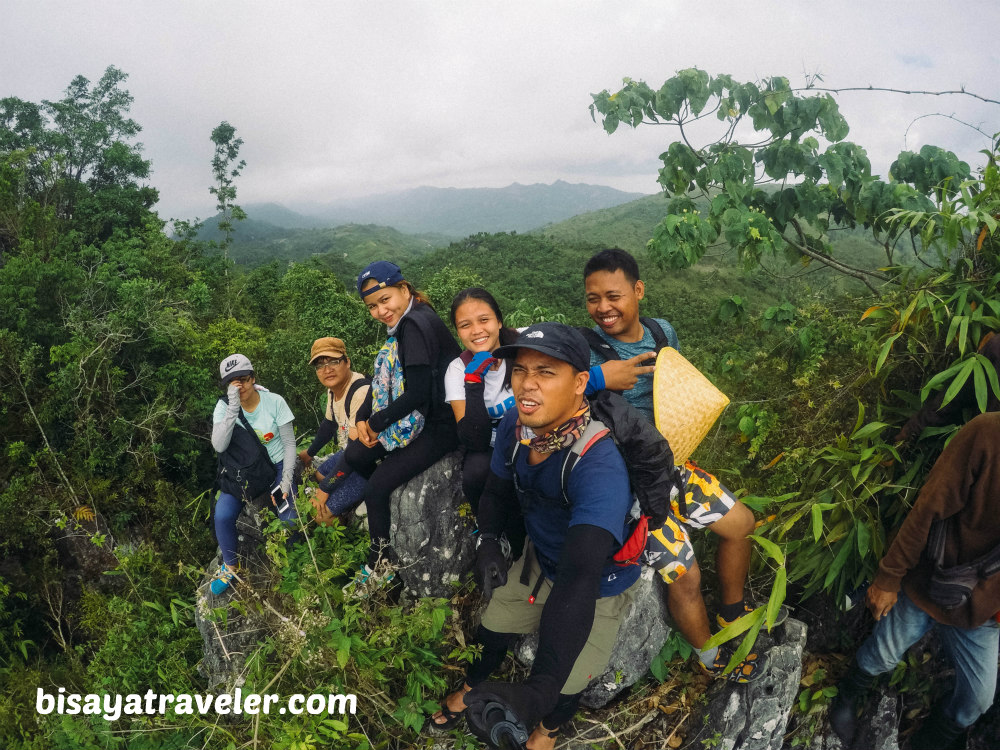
top-left (589, 70), bottom-right (978, 289)
top-left (209, 121), bottom-right (247, 252)
top-left (6, 65), bottom-right (1000, 749)
top-left (761, 302), bottom-right (796, 331)
top-left (716, 294), bottom-right (746, 321)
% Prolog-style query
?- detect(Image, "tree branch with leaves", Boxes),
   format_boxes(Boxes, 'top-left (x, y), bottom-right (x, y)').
top-left (590, 69), bottom-right (979, 290)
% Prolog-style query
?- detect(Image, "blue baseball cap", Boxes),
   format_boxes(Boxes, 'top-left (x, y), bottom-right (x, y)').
top-left (493, 322), bottom-right (591, 372)
top-left (357, 260), bottom-right (405, 297)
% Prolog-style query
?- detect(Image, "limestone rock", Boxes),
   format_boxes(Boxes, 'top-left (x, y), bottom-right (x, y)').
top-left (812, 691), bottom-right (899, 750)
top-left (52, 511), bottom-right (122, 592)
top-left (695, 618), bottom-right (808, 750)
top-left (513, 568), bottom-right (673, 709)
top-left (389, 451), bottom-right (476, 599)
top-left (194, 492), bottom-right (273, 690)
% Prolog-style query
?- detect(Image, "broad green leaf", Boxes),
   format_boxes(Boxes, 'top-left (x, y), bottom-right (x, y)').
top-left (875, 333), bottom-right (902, 374)
top-left (855, 522), bottom-right (871, 559)
top-left (766, 567), bottom-right (787, 630)
top-left (823, 529), bottom-right (855, 589)
top-left (973, 359), bottom-right (988, 413)
top-left (703, 604), bottom-right (764, 651)
top-left (940, 359), bottom-right (976, 408)
top-left (725, 609), bottom-right (766, 674)
top-left (850, 421), bottom-right (889, 442)
top-left (749, 534), bottom-right (785, 566)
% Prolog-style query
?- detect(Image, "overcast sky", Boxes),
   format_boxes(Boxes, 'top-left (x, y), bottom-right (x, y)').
top-left (5, 1), bottom-right (999, 221)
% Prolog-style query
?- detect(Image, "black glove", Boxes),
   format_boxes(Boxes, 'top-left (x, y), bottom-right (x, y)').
top-left (474, 535), bottom-right (508, 600)
top-left (464, 681), bottom-right (552, 750)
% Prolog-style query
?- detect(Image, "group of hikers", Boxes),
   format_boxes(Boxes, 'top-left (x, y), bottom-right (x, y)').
top-left (208, 248), bottom-right (999, 750)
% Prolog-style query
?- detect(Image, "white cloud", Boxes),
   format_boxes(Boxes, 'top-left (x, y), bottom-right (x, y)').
top-left (4, 0), bottom-right (999, 220)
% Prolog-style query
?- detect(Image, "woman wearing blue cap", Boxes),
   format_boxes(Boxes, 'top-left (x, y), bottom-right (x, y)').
top-left (345, 261), bottom-right (461, 588)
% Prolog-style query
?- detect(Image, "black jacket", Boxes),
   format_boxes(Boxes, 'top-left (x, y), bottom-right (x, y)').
top-left (589, 390), bottom-right (680, 526)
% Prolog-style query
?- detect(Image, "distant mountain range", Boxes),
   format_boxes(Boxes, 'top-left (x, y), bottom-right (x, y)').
top-left (192, 180), bottom-right (649, 242)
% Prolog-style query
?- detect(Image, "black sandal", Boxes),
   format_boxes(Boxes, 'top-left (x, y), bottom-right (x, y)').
top-left (429, 685), bottom-right (468, 730)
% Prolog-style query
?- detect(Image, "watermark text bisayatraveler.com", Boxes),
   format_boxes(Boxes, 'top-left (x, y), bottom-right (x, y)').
top-left (37, 687), bottom-right (357, 722)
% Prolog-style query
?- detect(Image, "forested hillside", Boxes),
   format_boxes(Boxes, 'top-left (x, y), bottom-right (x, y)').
top-left (2, 66), bottom-right (999, 750)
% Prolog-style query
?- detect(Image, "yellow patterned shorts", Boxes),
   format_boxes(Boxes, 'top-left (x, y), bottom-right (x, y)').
top-left (642, 461), bottom-right (737, 584)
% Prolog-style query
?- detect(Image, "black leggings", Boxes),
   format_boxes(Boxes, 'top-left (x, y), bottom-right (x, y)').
top-left (465, 625), bottom-right (582, 730)
top-left (462, 449), bottom-right (492, 515)
top-left (345, 420), bottom-right (457, 566)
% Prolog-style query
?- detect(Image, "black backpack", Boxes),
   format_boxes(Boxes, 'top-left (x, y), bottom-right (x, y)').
top-left (215, 399), bottom-right (276, 501)
top-left (578, 316), bottom-right (673, 364)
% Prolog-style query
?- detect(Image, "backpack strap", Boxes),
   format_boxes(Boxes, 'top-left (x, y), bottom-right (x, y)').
top-left (504, 419), bottom-right (612, 507)
top-left (460, 350), bottom-right (476, 366)
top-left (344, 376), bottom-right (371, 413)
top-left (558, 419), bottom-right (611, 505)
top-left (577, 326), bottom-right (621, 362)
top-left (220, 396), bottom-right (276, 470)
top-left (639, 316), bottom-right (672, 353)
top-left (580, 319), bottom-right (674, 363)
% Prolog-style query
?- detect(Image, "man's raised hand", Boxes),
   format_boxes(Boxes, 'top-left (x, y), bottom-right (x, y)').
top-left (599, 351), bottom-right (657, 391)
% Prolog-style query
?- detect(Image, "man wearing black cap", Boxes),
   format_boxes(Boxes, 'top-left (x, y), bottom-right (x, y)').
top-left (430, 322), bottom-right (638, 749)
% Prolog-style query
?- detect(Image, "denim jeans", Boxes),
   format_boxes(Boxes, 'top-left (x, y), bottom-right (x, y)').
top-left (316, 450), bottom-right (367, 516)
top-left (215, 461), bottom-right (297, 566)
top-left (856, 590), bottom-right (999, 727)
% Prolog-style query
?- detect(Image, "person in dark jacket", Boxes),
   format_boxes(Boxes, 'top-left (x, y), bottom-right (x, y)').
top-left (210, 354), bottom-right (298, 594)
top-left (344, 261), bottom-right (461, 588)
top-left (830, 412), bottom-right (1000, 750)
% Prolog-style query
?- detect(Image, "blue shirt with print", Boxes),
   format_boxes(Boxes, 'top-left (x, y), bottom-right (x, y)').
top-left (587, 317), bottom-right (678, 423)
top-left (490, 410), bottom-right (639, 597)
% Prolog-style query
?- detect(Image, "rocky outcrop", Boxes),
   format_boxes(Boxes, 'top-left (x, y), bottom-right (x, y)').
top-left (513, 568), bottom-right (674, 708)
top-left (690, 618), bottom-right (808, 750)
top-left (194, 491), bottom-right (273, 689)
top-left (196, 454), bottom-right (474, 688)
top-left (389, 451), bottom-right (476, 598)
top-left (53, 511), bottom-right (122, 593)
top-left (811, 691), bottom-right (899, 750)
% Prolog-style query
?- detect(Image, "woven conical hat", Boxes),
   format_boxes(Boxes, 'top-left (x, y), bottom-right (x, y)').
top-left (653, 347), bottom-right (730, 465)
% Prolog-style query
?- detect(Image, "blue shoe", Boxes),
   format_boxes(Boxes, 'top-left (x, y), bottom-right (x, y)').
top-left (342, 563), bottom-right (396, 596)
top-left (210, 562), bottom-right (238, 595)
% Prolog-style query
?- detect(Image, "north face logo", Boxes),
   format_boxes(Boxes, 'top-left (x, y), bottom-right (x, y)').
top-left (224, 358), bottom-right (239, 372)
top-left (525, 331), bottom-right (544, 339)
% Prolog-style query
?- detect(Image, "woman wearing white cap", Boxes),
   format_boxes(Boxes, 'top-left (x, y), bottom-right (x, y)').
top-left (210, 353), bottom-right (298, 594)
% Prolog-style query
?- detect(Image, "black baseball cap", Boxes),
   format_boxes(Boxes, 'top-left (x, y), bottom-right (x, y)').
top-left (357, 260), bottom-right (405, 297)
top-left (493, 322), bottom-right (591, 372)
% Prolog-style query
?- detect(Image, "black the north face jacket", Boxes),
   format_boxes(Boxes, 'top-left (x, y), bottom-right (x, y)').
top-left (588, 390), bottom-right (681, 526)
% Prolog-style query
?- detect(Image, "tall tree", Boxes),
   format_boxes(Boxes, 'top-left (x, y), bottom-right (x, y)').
top-left (208, 121), bottom-right (246, 266)
top-left (0, 65), bottom-right (155, 243)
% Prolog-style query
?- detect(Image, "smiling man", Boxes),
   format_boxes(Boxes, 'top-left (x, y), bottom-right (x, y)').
top-left (579, 247), bottom-right (772, 683)
top-left (581, 248), bottom-right (679, 422)
top-left (430, 323), bottom-right (639, 749)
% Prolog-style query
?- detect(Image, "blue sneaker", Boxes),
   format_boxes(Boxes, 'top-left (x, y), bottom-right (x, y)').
top-left (342, 563), bottom-right (396, 596)
top-left (210, 562), bottom-right (238, 595)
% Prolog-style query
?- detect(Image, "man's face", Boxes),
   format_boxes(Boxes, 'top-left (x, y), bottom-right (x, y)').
top-left (510, 349), bottom-right (588, 435)
top-left (585, 269), bottom-right (645, 340)
top-left (313, 356), bottom-right (350, 391)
